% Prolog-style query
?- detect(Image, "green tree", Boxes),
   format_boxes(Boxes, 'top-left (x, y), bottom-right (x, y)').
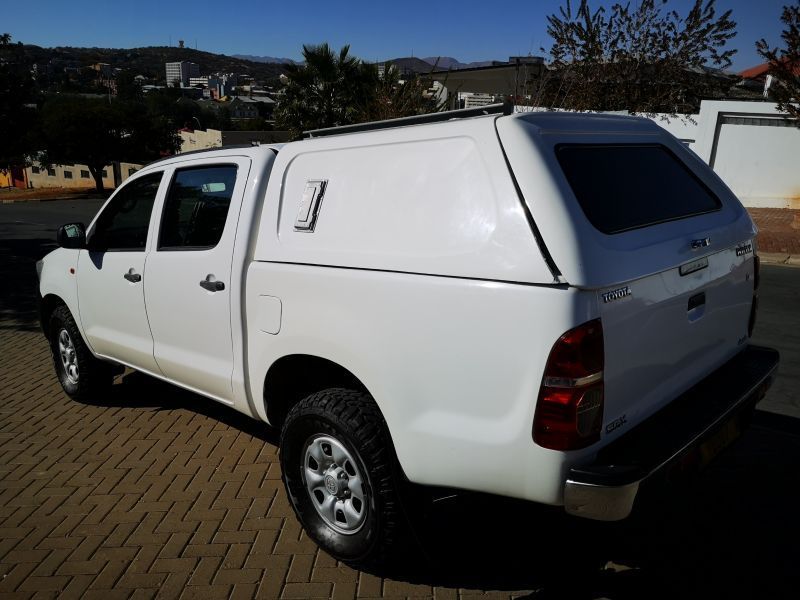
top-left (115, 70), bottom-right (143, 102)
top-left (542, 0), bottom-right (738, 113)
top-left (757, 2), bottom-right (800, 124)
top-left (38, 95), bottom-right (178, 192)
top-left (275, 43), bottom-right (377, 139)
top-left (0, 34), bottom-right (39, 169)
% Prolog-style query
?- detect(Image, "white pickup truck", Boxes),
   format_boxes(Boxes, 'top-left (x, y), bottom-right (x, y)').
top-left (38, 105), bottom-right (778, 566)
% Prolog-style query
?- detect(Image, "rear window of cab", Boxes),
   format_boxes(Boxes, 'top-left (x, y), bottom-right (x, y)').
top-left (555, 144), bottom-right (722, 235)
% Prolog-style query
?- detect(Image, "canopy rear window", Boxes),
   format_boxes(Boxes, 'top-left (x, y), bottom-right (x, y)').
top-left (556, 144), bottom-right (722, 235)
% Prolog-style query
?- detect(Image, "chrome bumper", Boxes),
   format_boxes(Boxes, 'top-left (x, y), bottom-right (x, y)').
top-left (563, 345), bottom-right (779, 521)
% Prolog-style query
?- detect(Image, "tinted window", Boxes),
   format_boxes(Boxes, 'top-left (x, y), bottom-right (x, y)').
top-left (88, 172), bottom-right (162, 251)
top-left (556, 144), bottom-right (721, 235)
top-left (159, 165), bottom-right (238, 250)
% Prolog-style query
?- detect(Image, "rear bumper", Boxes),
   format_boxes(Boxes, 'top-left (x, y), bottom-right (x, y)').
top-left (564, 344), bottom-right (779, 521)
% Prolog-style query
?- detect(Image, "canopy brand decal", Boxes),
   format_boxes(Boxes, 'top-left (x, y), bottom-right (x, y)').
top-left (602, 286), bottom-right (632, 303)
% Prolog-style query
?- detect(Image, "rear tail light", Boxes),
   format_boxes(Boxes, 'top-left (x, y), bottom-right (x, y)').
top-left (533, 319), bottom-right (605, 451)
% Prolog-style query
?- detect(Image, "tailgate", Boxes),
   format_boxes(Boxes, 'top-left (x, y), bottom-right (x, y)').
top-left (599, 242), bottom-right (757, 436)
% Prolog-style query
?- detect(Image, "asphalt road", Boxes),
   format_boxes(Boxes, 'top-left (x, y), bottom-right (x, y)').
top-left (1, 198), bottom-right (799, 599)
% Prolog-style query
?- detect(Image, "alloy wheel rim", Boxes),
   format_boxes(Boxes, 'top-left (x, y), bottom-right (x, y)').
top-left (302, 435), bottom-right (368, 534)
top-left (57, 329), bottom-right (79, 385)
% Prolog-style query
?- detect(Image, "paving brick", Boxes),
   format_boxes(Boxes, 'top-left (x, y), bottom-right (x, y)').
top-left (87, 560), bottom-right (129, 590)
top-left (157, 571), bottom-right (193, 599)
top-left (383, 580), bottom-right (434, 597)
top-left (150, 557), bottom-right (198, 574)
top-left (115, 572), bottom-right (168, 589)
top-left (0, 562), bottom-right (38, 593)
top-left (17, 575), bottom-right (70, 592)
top-left (59, 574), bottom-right (94, 600)
top-left (282, 582), bottom-right (334, 598)
top-left (287, 553), bottom-right (315, 582)
top-left (749, 208), bottom-right (800, 255)
top-left (357, 573), bottom-right (383, 597)
top-left (55, 560), bottom-right (106, 576)
top-left (213, 568), bottom-right (264, 585)
top-left (187, 556), bottom-right (223, 586)
top-left (180, 584), bottom-right (231, 599)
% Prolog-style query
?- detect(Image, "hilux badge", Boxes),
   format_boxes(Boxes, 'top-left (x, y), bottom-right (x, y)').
top-left (602, 286), bottom-right (631, 303)
top-left (735, 242), bottom-right (753, 257)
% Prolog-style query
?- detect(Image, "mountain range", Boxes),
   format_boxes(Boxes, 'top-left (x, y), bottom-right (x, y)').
top-left (18, 45), bottom-right (289, 82)
top-left (232, 54), bottom-right (297, 65)
top-left (231, 53), bottom-right (502, 71)
top-left (421, 56), bottom-right (503, 70)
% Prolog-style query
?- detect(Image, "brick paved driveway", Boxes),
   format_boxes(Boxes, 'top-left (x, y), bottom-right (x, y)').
top-left (2, 215), bottom-right (800, 599)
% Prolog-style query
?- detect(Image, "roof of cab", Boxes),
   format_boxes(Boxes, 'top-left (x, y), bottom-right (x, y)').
top-left (140, 144), bottom-right (283, 171)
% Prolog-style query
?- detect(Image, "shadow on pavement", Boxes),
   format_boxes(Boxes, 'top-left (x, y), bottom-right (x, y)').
top-left (77, 370), bottom-right (281, 447)
top-left (386, 408), bottom-right (800, 599)
top-left (0, 238), bottom-right (58, 332)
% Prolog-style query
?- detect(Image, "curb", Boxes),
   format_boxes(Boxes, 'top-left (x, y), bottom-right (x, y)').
top-left (1, 195), bottom-right (107, 204)
top-left (760, 252), bottom-right (800, 267)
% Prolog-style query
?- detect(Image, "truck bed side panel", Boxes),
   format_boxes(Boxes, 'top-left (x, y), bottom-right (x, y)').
top-left (246, 262), bottom-right (596, 505)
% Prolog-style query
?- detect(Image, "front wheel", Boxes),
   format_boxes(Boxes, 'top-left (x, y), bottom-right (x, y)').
top-left (48, 305), bottom-right (113, 400)
top-left (279, 388), bottom-right (407, 568)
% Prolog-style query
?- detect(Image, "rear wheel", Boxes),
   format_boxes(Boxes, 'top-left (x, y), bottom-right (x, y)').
top-left (280, 388), bottom-right (407, 567)
top-left (48, 305), bottom-right (113, 400)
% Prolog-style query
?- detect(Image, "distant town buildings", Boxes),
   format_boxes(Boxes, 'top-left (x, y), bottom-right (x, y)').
top-left (178, 128), bottom-right (289, 153)
top-left (165, 61), bottom-right (200, 87)
top-left (25, 161), bottom-right (143, 190)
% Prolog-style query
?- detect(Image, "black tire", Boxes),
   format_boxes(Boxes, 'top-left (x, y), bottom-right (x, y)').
top-left (48, 305), bottom-right (113, 400)
top-left (280, 388), bottom-right (407, 568)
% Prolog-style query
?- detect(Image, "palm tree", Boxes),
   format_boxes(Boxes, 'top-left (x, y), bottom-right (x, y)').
top-left (275, 43), bottom-right (378, 139)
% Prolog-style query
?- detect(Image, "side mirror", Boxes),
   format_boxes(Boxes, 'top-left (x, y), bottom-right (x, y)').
top-left (56, 223), bottom-right (86, 249)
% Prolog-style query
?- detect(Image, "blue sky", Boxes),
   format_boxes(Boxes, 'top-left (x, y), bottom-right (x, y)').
top-left (3, 0), bottom-right (790, 72)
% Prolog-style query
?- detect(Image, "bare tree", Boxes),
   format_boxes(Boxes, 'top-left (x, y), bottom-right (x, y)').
top-left (542, 0), bottom-right (738, 114)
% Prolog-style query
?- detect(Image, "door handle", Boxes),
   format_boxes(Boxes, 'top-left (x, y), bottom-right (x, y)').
top-left (123, 269), bottom-right (141, 283)
top-left (688, 292), bottom-right (706, 311)
top-left (199, 275), bottom-right (225, 292)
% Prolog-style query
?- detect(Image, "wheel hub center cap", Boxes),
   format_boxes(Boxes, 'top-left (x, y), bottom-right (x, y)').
top-left (324, 474), bottom-right (338, 495)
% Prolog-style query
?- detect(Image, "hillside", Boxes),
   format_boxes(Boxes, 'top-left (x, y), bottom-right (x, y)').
top-left (380, 57), bottom-right (445, 74)
top-left (19, 44), bottom-right (289, 82)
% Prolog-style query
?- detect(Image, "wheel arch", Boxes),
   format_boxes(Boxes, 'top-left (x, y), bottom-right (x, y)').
top-left (263, 354), bottom-right (371, 430)
top-left (39, 293), bottom-right (67, 335)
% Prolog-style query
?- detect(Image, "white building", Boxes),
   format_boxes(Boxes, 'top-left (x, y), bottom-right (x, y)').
top-left (460, 93), bottom-right (497, 109)
top-left (189, 76), bottom-right (209, 88)
top-left (165, 61), bottom-right (200, 87)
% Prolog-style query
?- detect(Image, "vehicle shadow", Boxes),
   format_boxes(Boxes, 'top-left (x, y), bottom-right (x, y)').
top-left (0, 237), bottom-right (58, 332)
top-left (77, 370), bottom-right (281, 446)
top-left (379, 410), bottom-right (800, 599)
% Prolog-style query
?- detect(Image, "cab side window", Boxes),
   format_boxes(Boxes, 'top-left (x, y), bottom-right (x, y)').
top-left (159, 165), bottom-right (238, 250)
top-left (88, 172), bottom-right (162, 251)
